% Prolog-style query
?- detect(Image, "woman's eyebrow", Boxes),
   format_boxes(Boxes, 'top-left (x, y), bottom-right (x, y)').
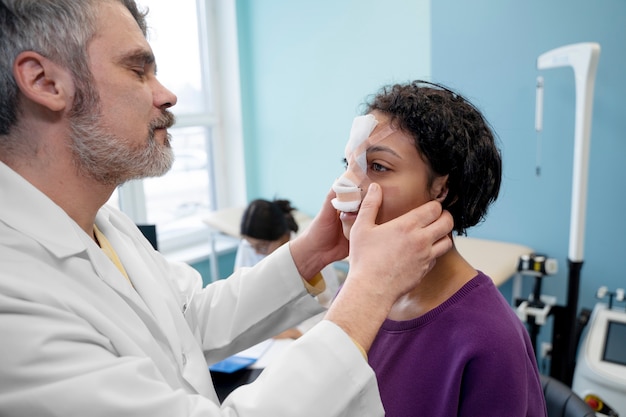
top-left (367, 145), bottom-right (401, 158)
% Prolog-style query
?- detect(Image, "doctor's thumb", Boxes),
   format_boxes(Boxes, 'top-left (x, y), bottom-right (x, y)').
top-left (354, 183), bottom-right (382, 227)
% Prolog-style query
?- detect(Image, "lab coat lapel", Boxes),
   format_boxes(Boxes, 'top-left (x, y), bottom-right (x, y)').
top-left (94, 215), bottom-right (216, 397)
top-left (85, 237), bottom-right (167, 334)
top-left (95, 213), bottom-right (186, 369)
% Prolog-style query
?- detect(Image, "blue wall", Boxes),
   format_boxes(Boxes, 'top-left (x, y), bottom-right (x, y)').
top-left (236, 0), bottom-right (431, 210)
top-left (190, 250), bottom-right (237, 287)
top-left (236, 0), bottom-right (626, 363)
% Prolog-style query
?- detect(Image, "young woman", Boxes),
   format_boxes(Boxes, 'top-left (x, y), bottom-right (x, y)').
top-left (334, 81), bottom-right (547, 417)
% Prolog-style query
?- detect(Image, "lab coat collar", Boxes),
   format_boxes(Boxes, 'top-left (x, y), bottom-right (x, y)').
top-left (0, 161), bottom-right (89, 258)
top-left (0, 161), bottom-right (141, 301)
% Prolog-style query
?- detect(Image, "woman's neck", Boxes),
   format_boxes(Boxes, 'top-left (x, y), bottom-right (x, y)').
top-left (387, 244), bottom-right (477, 321)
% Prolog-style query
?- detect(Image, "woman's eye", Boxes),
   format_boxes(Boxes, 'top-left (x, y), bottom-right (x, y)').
top-left (371, 162), bottom-right (388, 172)
top-left (342, 158), bottom-right (348, 170)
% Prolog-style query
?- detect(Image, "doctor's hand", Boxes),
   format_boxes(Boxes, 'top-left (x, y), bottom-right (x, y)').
top-left (348, 183), bottom-right (453, 300)
top-left (325, 183), bottom-right (453, 353)
top-left (289, 188), bottom-right (349, 281)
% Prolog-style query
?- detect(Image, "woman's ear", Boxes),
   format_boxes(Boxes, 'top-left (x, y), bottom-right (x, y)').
top-left (13, 51), bottom-right (74, 112)
top-left (431, 174), bottom-right (449, 203)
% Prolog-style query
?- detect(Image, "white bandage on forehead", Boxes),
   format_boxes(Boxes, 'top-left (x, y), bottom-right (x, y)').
top-left (331, 114), bottom-right (395, 212)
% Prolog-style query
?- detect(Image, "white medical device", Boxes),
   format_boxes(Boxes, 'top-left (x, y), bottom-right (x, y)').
top-left (572, 288), bottom-right (626, 416)
top-left (535, 42), bottom-right (601, 385)
top-left (536, 42), bottom-right (600, 264)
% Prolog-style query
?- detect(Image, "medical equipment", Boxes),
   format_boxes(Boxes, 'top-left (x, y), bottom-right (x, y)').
top-left (515, 253), bottom-right (558, 352)
top-left (535, 42), bottom-right (601, 386)
top-left (572, 287), bottom-right (626, 417)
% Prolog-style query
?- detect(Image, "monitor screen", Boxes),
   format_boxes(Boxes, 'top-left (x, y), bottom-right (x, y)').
top-left (602, 320), bottom-right (626, 366)
top-left (137, 224), bottom-right (158, 251)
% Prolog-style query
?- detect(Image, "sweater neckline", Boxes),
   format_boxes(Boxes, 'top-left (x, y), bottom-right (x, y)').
top-left (380, 271), bottom-right (489, 332)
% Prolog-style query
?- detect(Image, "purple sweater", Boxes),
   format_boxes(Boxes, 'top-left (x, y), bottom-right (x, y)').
top-left (368, 272), bottom-right (547, 417)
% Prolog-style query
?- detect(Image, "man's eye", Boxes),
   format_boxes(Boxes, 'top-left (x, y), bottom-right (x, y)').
top-left (132, 68), bottom-right (147, 78)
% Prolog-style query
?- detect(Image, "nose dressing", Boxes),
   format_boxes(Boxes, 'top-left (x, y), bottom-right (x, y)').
top-left (331, 115), bottom-right (395, 212)
top-left (331, 115), bottom-right (377, 212)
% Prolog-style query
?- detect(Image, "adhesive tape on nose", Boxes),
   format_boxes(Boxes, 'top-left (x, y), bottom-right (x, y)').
top-left (331, 115), bottom-right (379, 212)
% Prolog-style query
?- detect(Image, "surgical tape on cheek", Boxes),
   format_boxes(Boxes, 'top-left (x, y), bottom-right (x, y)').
top-left (331, 115), bottom-right (396, 212)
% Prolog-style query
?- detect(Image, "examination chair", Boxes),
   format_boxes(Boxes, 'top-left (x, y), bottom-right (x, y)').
top-left (540, 374), bottom-right (595, 417)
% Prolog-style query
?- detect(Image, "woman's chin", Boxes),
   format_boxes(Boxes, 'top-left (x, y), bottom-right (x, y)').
top-left (340, 220), bottom-right (353, 240)
top-left (339, 210), bottom-right (358, 240)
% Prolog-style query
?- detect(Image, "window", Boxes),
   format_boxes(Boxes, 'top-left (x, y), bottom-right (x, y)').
top-left (108, 0), bottom-right (246, 259)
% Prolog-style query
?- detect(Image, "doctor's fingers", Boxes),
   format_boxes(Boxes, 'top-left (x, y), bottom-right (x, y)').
top-left (399, 205), bottom-right (453, 262)
top-left (432, 229), bottom-right (454, 261)
top-left (420, 208), bottom-right (454, 258)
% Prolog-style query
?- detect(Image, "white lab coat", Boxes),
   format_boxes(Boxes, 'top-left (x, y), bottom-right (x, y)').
top-left (0, 161), bottom-right (384, 417)
top-left (235, 234), bottom-right (341, 333)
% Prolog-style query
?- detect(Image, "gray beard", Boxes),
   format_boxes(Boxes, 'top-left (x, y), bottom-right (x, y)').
top-left (69, 111), bottom-right (175, 186)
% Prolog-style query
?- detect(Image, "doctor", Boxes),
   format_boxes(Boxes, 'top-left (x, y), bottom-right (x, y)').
top-left (0, 1), bottom-right (453, 416)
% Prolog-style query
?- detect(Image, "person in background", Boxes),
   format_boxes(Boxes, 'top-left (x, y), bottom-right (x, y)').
top-left (235, 198), bottom-right (341, 338)
top-left (0, 1), bottom-right (454, 416)
top-left (235, 199), bottom-right (298, 269)
top-left (334, 80), bottom-right (547, 417)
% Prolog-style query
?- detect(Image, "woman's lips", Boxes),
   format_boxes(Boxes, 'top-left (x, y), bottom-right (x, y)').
top-left (339, 210), bottom-right (358, 222)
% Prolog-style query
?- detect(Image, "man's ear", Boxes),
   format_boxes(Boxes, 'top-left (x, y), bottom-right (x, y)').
top-left (13, 51), bottom-right (74, 112)
top-left (431, 174), bottom-right (449, 203)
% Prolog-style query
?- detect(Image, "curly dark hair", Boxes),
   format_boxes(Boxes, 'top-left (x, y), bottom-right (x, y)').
top-left (364, 80), bottom-right (502, 235)
top-left (240, 199), bottom-right (298, 240)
